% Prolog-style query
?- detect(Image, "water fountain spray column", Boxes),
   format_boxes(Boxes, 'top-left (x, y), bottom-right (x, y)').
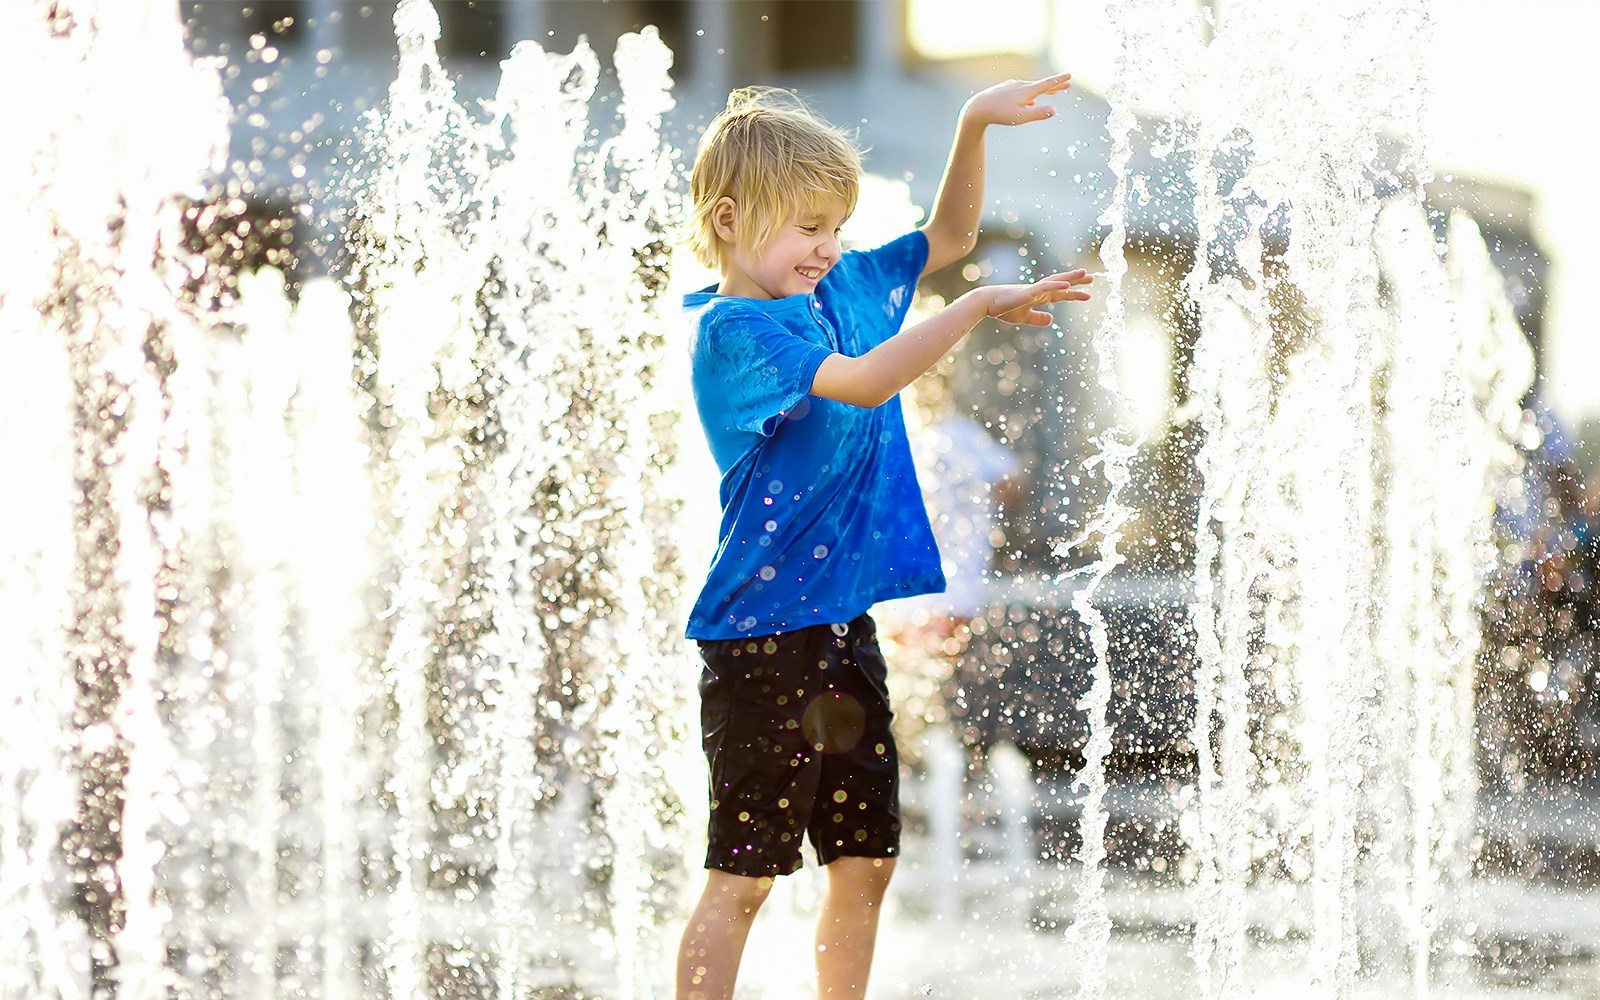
top-left (583, 28), bottom-right (691, 994)
top-left (279, 275), bottom-right (378, 1000)
top-left (1063, 5), bottom-right (1222, 996)
top-left (1168, 8), bottom-right (1369, 995)
top-left (1060, 7), bottom-right (1165, 997)
top-left (1234, 7), bottom-right (1429, 992)
top-left (1145, 1), bottom-right (1528, 995)
top-left (352, 2), bottom-right (497, 991)
top-left (0, 11), bottom-right (91, 994)
top-left (1374, 204), bottom-right (1533, 993)
top-left (1184, 120), bottom-right (1279, 1000)
top-left (1, 2), bottom-right (229, 996)
top-left (472, 34), bottom-right (608, 992)
top-left (475, 21), bottom-right (689, 993)
top-left (352, 3), bottom-right (691, 992)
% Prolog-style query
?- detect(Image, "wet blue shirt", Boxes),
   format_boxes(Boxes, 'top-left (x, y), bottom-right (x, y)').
top-left (684, 229), bottom-right (945, 640)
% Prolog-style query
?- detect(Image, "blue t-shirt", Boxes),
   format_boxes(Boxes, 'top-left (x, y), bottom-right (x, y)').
top-left (684, 229), bottom-right (946, 640)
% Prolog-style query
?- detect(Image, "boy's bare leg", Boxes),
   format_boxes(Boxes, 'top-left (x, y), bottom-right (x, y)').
top-left (815, 857), bottom-right (896, 998)
top-left (677, 871), bottom-right (774, 1000)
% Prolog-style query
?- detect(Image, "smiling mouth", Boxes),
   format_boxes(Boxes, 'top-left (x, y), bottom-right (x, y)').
top-left (796, 266), bottom-right (824, 280)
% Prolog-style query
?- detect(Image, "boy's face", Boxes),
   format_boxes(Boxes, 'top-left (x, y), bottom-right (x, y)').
top-left (718, 195), bottom-right (850, 300)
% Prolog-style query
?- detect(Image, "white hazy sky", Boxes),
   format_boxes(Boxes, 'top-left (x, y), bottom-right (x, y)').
top-left (913, 0), bottom-right (1595, 428)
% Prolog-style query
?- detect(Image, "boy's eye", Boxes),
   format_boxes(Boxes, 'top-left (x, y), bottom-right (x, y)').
top-left (799, 225), bottom-right (818, 234)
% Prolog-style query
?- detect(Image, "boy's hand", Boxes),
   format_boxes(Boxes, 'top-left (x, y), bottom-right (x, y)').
top-left (981, 270), bottom-right (1094, 326)
top-left (921, 72), bottom-right (1073, 277)
top-left (961, 73), bottom-right (1073, 129)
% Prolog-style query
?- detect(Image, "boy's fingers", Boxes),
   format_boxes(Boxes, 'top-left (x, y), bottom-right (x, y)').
top-left (1030, 72), bottom-right (1073, 95)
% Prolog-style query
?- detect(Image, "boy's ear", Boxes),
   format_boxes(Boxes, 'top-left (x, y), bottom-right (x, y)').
top-left (712, 197), bottom-right (738, 245)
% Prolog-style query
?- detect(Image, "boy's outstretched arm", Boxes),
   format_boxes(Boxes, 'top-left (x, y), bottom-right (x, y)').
top-left (811, 270), bottom-right (1093, 409)
top-left (919, 73), bottom-right (1074, 277)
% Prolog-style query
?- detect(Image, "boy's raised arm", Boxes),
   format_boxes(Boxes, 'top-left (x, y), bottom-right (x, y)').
top-left (919, 73), bottom-right (1074, 277)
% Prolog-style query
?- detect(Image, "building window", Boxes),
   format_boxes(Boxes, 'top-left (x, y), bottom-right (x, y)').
top-left (438, 0), bottom-right (509, 61)
top-left (770, 0), bottom-right (860, 72)
top-left (907, 0), bottom-right (1044, 62)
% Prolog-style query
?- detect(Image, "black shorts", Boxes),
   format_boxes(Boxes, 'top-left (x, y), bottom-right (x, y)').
top-left (696, 613), bottom-right (900, 877)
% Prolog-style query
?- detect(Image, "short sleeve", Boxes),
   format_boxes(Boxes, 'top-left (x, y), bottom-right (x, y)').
top-left (837, 230), bottom-right (930, 350)
top-left (699, 310), bottom-right (834, 437)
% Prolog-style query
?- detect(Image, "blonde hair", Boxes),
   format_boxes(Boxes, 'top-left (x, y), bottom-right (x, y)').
top-left (685, 87), bottom-right (863, 271)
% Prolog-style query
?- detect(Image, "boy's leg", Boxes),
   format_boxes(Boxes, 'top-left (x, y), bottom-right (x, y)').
top-left (677, 870), bottom-right (774, 1000)
top-left (807, 615), bottom-right (902, 999)
top-left (688, 628), bottom-right (829, 998)
top-left (814, 856), bottom-right (896, 999)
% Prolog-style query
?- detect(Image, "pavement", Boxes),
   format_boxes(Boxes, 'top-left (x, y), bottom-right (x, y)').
top-left (732, 855), bottom-right (1600, 1000)
top-left (721, 759), bottom-right (1600, 1000)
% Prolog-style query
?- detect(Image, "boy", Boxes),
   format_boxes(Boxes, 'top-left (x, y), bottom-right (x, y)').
top-left (678, 78), bottom-right (1092, 1000)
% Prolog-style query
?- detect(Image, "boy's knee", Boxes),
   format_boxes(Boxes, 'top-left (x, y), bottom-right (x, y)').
top-left (704, 871), bottom-right (775, 915)
top-left (826, 856), bottom-right (896, 896)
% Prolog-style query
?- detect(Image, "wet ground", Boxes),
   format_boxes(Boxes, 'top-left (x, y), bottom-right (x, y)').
top-left (734, 854), bottom-right (1600, 999)
top-left (725, 764), bottom-right (1600, 1000)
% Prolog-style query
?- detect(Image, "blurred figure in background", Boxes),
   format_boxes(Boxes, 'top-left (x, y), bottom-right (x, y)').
top-left (1481, 392), bottom-right (1600, 789)
top-left (879, 395), bottom-right (1023, 742)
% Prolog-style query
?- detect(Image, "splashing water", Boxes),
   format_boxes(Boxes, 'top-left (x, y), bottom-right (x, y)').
top-left (344, 1), bottom-right (692, 993)
top-left (2, 0), bottom-right (690, 995)
top-left (0, 0), bottom-right (1549, 996)
top-left (1, 1), bottom-right (230, 995)
top-left (1056, 10), bottom-right (1146, 999)
top-left (1079, 1), bottom-right (1534, 998)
